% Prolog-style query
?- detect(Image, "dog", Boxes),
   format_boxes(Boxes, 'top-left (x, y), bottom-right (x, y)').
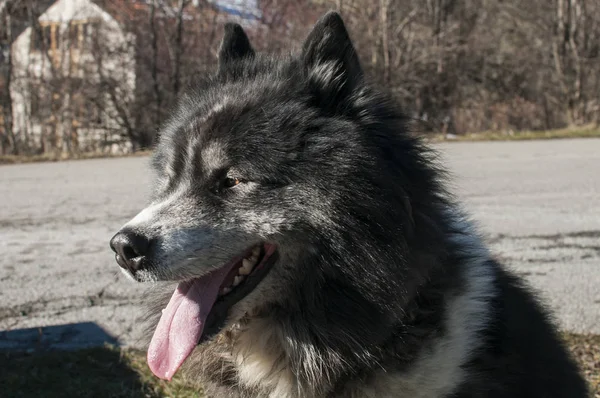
top-left (110, 12), bottom-right (588, 398)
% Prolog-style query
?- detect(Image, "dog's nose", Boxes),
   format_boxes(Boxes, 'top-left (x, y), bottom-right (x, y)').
top-left (110, 229), bottom-right (151, 274)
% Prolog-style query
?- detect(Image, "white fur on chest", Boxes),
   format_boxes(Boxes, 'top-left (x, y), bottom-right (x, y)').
top-left (234, 318), bottom-right (298, 398)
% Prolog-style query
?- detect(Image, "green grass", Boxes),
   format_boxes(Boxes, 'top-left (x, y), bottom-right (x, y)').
top-left (1, 334), bottom-right (598, 397)
top-left (430, 125), bottom-right (600, 142)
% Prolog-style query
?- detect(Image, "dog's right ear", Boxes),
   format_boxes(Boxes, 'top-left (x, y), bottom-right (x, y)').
top-left (218, 23), bottom-right (254, 70)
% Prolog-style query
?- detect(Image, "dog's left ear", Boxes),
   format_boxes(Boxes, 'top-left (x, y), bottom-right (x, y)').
top-left (301, 12), bottom-right (363, 103)
top-left (218, 23), bottom-right (254, 70)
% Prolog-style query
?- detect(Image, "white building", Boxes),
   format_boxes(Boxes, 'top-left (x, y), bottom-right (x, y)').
top-left (9, 0), bottom-right (135, 153)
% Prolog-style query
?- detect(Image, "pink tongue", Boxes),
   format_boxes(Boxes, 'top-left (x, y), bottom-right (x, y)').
top-left (147, 265), bottom-right (233, 380)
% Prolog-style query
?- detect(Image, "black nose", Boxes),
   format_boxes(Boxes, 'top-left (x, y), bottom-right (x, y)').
top-left (110, 229), bottom-right (151, 274)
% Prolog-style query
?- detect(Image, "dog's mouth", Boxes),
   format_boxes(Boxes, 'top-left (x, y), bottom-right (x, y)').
top-left (147, 243), bottom-right (278, 381)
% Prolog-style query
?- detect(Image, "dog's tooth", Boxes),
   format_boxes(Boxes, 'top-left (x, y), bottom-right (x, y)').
top-left (222, 287), bottom-right (232, 295)
top-left (240, 258), bottom-right (255, 274)
top-left (239, 266), bottom-right (251, 275)
top-left (233, 275), bottom-right (244, 286)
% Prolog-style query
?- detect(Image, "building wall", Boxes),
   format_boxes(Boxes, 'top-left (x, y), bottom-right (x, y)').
top-left (10, 0), bottom-right (135, 153)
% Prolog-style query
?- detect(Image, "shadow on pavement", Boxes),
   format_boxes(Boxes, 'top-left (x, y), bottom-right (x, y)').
top-left (0, 322), bottom-right (119, 351)
top-left (0, 322), bottom-right (158, 398)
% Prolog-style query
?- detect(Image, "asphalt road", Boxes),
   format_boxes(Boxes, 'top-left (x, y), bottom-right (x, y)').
top-left (0, 138), bottom-right (599, 350)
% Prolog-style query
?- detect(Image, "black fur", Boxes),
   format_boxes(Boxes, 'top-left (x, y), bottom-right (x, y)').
top-left (126, 12), bottom-right (588, 397)
top-left (452, 264), bottom-right (587, 397)
top-left (218, 23), bottom-right (255, 69)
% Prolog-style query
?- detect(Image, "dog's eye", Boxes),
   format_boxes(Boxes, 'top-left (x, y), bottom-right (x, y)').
top-left (223, 177), bottom-right (242, 189)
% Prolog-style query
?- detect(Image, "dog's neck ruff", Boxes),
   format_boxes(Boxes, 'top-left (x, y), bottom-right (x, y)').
top-left (230, 215), bottom-right (497, 398)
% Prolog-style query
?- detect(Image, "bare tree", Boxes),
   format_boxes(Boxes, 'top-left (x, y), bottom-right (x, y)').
top-left (149, 0), bottom-right (162, 128)
top-left (172, 0), bottom-right (189, 96)
top-left (1, 5), bottom-right (16, 154)
top-left (3, 0), bottom-right (600, 155)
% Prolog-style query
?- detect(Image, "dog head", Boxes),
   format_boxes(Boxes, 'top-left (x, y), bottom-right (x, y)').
top-left (110, 12), bottom-right (441, 381)
top-left (111, 11), bottom-right (373, 295)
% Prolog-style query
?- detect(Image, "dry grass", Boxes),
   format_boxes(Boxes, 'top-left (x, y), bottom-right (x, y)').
top-left (564, 333), bottom-right (600, 397)
top-left (2, 126), bottom-right (599, 165)
top-left (0, 150), bottom-right (152, 165)
top-left (1, 333), bottom-right (597, 397)
top-left (429, 125), bottom-right (600, 143)
top-left (0, 345), bottom-right (201, 398)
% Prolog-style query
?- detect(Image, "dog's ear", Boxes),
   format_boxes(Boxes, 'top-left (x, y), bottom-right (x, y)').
top-left (301, 12), bottom-right (363, 103)
top-left (218, 23), bottom-right (254, 69)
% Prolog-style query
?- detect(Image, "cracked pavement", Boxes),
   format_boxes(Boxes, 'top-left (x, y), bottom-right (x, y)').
top-left (440, 139), bottom-right (600, 334)
top-left (0, 138), bottom-right (598, 350)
